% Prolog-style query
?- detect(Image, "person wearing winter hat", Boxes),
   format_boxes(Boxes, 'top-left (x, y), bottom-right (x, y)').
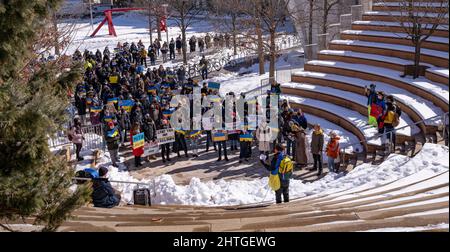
top-left (105, 121), bottom-right (120, 168)
top-left (91, 166), bottom-right (121, 208)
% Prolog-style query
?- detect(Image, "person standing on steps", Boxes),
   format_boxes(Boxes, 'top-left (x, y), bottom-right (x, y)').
top-left (365, 84), bottom-right (378, 127)
top-left (200, 56), bottom-right (208, 80)
top-left (105, 121), bottom-right (120, 168)
top-left (130, 122), bottom-right (144, 168)
top-left (169, 38), bottom-right (176, 60)
top-left (260, 144), bottom-right (293, 204)
top-left (69, 118), bottom-right (85, 162)
top-left (326, 131), bottom-right (340, 173)
top-left (310, 124), bottom-right (324, 176)
top-left (292, 122), bottom-right (308, 169)
top-left (158, 118), bottom-right (172, 163)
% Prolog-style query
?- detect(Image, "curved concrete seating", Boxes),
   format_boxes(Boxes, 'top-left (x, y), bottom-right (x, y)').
top-left (281, 94), bottom-right (383, 153)
top-left (372, 2), bottom-right (449, 13)
top-left (426, 68), bottom-right (449, 86)
top-left (363, 11), bottom-right (449, 24)
top-left (352, 21), bottom-right (449, 38)
top-left (58, 169), bottom-right (449, 232)
top-left (280, 82), bottom-right (419, 140)
top-left (304, 60), bottom-right (449, 113)
top-left (340, 30), bottom-right (449, 52)
top-left (291, 71), bottom-right (445, 134)
top-left (329, 40), bottom-right (449, 68)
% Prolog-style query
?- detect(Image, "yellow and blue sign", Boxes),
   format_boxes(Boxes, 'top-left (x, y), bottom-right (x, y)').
top-left (213, 132), bottom-right (227, 142)
top-left (148, 86), bottom-right (157, 94)
top-left (108, 97), bottom-right (119, 104)
top-left (107, 128), bottom-right (119, 138)
top-left (132, 133), bottom-right (145, 150)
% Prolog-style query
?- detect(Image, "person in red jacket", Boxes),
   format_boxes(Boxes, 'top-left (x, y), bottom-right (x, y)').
top-left (326, 131), bottom-right (340, 173)
top-left (130, 122), bottom-right (144, 167)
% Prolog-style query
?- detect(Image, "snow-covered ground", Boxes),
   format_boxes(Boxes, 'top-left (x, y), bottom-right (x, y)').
top-left (75, 143), bottom-right (449, 207)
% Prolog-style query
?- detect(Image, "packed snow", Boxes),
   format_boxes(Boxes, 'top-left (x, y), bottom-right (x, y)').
top-left (74, 142), bottom-right (449, 207)
top-left (361, 223), bottom-right (449, 232)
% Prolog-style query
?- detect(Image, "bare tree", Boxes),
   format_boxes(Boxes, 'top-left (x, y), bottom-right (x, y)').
top-left (166, 0), bottom-right (202, 65)
top-left (321, 0), bottom-right (340, 34)
top-left (380, 0), bottom-right (449, 78)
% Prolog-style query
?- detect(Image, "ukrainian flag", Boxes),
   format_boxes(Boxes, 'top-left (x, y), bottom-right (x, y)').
top-left (208, 82), bottom-right (220, 91)
top-left (108, 97), bottom-right (119, 104)
top-left (107, 128), bottom-right (119, 138)
top-left (213, 132), bottom-right (227, 142)
top-left (132, 133), bottom-right (145, 149)
top-left (91, 106), bottom-right (103, 113)
top-left (163, 109), bottom-right (174, 119)
top-left (119, 100), bottom-right (134, 113)
top-left (86, 97), bottom-right (93, 106)
top-left (188, 130), bottom-right (202, 138)
top-left (148, 86), bottom-right (157, 94)
top-left (240, 133), bottom-right (253, 142)
top-left (104, 115), bottom-right (114, 123)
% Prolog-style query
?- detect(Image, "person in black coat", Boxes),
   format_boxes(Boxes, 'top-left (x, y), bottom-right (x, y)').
top-left (169, 38), bottom-right (176, 60)
top-left (92, 167), bottom-right (121, 208)
top-left (260, 144), bottom-right (290, 204)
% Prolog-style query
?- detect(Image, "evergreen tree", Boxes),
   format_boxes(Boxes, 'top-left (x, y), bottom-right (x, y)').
top-left (0, 0), bottom-right (91, 232)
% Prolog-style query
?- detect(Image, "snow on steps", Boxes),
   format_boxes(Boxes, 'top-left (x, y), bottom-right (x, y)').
top-left (58, 144), bottom-right (448, 232)
top-left (340, 30), bottom-right (448, 45)
top-left (351, 21), bottom-right (449, 38)
top-left (352, 20), bottom-right (449, 31)
top-left (281, 94), bottom-right (382, 147)
top-left (426, 68), bottom-right (450, 86)
top-left (292, 71), bottom-right (445, 128)
top-left (329, 40), bottom-right (449, 67)
top-left (281, 82), bottom-right (420, 137)
top-left (305, 60), bottom-right (449, 111)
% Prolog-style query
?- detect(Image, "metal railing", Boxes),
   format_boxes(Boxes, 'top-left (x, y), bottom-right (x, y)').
top-left (340, 112), bottom-right (449, 167)
top-left (81, 124), bottom-right (106, 151)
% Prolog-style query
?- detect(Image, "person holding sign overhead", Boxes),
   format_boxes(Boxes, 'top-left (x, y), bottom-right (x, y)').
top-left (130, 122), bottom-right (144, 168)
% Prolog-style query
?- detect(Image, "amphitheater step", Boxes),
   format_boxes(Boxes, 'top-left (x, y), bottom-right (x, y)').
top-left (352, 21), bottom-right (449, 38)
top-left (329, 39), bottom-right (449, 68)
top-left (304, 60), bottom-right (449, 112)
top-left (340, 30), bottom-right (448, 52)
top-left (372, 1), bottom-right (449, 13)
top-left (363, 11), bottom-right (449, 24)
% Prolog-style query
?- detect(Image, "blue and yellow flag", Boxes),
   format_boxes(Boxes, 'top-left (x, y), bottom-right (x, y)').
top-left (107, 128), bottom-right (119, 138)
top-left (104, 115), bottom-right (114, 123)
top-left (162, 109), bottom-right (174, 119)
top-left (240, 133), bottom-right (253, 142)
top-left (213, 132), bottom-right (227, 142)
top-left (108, 97), bottom-right (119, 104)
top-left (119, 100), bottom-right (134, 113)
top-left (188, 130), bottom-right (202, 138)
top-left (86, 97), bottom-right (93, 106)
top-left (90, 106), bottom-right (103, 113)
top-left (208, 82), bottom-right (221, 91)
top-left (148, 86), bottom-right (157, 94)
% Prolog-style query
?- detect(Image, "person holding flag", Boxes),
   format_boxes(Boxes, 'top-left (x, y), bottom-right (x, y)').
top-left (105, 121), bottom-right (120, 168)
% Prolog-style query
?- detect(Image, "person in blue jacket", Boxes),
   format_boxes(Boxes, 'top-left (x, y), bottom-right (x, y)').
top-left (91, 167), bottom-right (121, 208)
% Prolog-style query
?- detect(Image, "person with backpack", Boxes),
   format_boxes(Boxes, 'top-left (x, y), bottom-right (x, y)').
top-left (326, 131), bottom-right (340, 173)
top-left (382, 100), bottom-right (399, 153)
top-left (91, 167), bottom-right (121, 208)
top-left (105, 121), bottom-right (120, 168)
top-left (310, 124), bottom-right (325, 176)
top-left (260, 144), bottom-right (293, 204)
top-left (69, 118), bottom-right (84, 162)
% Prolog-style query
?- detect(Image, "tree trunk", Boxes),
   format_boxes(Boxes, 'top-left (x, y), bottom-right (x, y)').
top-left (157, 15), bottom-right (162, 41)
top-left (182, 25), bottom-right (187, 65)
top-left (232, 15), bottom-right (237, 56)
top-left (269, 29), bottom-right (276, 80)
top-left (413, 39), bottom-right (422, 79)
top-left (308, 0), bottom-right (314, 44)
top-left (322, 1), bottom-right (328, 34)
top-left (256, 19), bottom-right (265, 75)
top-left (148, 5), bottom-right (153, 44)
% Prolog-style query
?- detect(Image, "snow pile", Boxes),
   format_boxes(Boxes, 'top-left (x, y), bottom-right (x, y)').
top-left (75, 143), bottom-right (449, 207)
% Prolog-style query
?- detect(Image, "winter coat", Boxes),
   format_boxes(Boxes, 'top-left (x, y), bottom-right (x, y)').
top-left (70, 126), bottom-right (84, 144)
top-left (326, 137), bottom-right (340, 159)
top-left (105, 127), bottom-right (120, 150)
top-left (293, 128), bottom-right (308, 165)
top-left (292, 114), bottom-right (308, 130)
top-left (92, 179), bottom-right (120, 208)
top-left (311, 129), bottom-right (324, 155)
top-left (143, 120), bottom-right (157, 142)
top-left (255, 126), bottom-right (272, 152)
top-left (261, 152), bottom-right (290, 184)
